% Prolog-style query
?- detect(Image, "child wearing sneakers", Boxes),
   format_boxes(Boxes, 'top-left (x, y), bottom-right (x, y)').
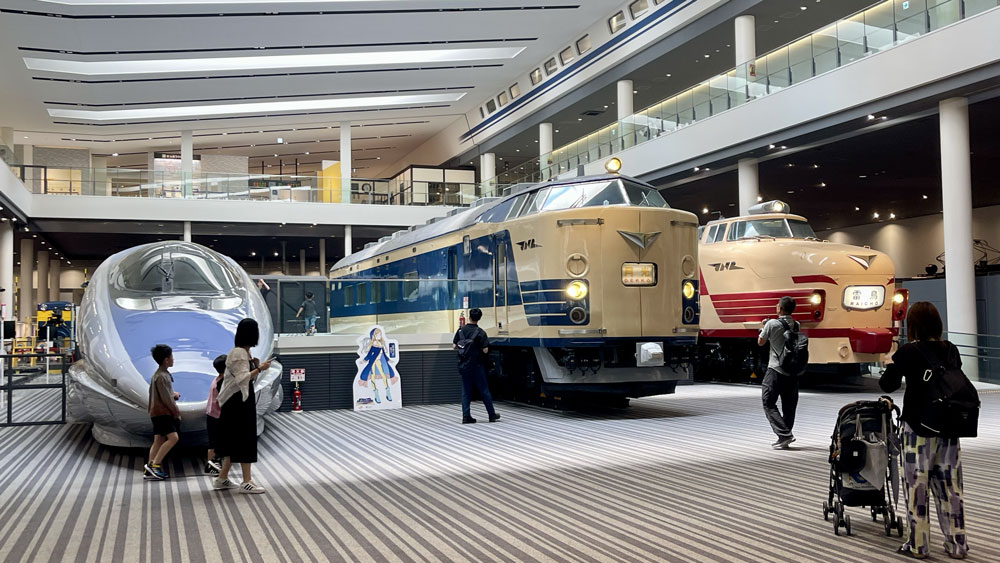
top-left (145, 344), bottom-right (180, 481)
top-left (204, 354), bottom-right (226, 476)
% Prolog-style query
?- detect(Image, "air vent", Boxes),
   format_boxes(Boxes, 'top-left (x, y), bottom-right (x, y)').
top-left (581, 109), bottom-right (605, 116)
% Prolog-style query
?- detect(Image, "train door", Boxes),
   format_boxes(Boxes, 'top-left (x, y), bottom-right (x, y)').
top-left (495, 239), bottom-right (510, 334)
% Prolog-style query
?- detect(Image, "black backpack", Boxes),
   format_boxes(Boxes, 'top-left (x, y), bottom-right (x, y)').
top-left (778, 318), bottom-right (809, 375)
top-left (915, 343), bottom-right (980, 438)
top-left (455, 326), bottom-right (480, 365)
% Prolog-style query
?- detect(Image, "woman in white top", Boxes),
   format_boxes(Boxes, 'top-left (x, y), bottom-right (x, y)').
top-left (214, 318), bottom-right (272, 494)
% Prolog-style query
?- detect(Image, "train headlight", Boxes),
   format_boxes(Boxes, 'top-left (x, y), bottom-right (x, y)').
top-left (605, 157), bottom-right (622, 174)
top-left (893, 292), bottom-right (905, 305)
top-left (682, 281), bottom-right (696, 300)
top-left (565, 280), bottom-right (588, 300)
top-left (810, 293), bottom-right (823, 305)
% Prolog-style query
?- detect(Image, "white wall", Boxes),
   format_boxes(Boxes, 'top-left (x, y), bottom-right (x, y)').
top-left (820, 205), bottom-right (1000, 278)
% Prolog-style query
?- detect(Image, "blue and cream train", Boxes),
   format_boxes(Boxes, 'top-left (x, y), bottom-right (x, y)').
top-left (329, 172), bottom-right (701, 400)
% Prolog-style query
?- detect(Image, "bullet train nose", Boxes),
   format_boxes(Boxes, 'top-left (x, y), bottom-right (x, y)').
top-left (114, 308), bottom-right (243, 403)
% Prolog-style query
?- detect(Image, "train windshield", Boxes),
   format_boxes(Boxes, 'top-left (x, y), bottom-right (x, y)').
top-left (729, 218), bottom-right (819, 240)
top-left (113, 245), bottom-right (241, 295)
top-left (538, 179), bottom-right (669, 212)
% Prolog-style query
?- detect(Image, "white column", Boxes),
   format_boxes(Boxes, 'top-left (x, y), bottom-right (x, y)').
top-left (939, 97), bottom-right (979, 380)
top-left (49, 259), bottom-right (61, 302)
top-left (91, 156), bottom-right (110, 196)
top-left (0, 127), bottom-right (12, 154)
top-left (182, 221), bottom-right (192, 242)
top-left (280, 241), bottom-right (287, 275)
top-left (735, 15), bottom-right (756, 66)
top-left (319, 238), bottom-right (327, 277)
top-left (738, 158), bottom-right (760, 215)
top-left (180, 130), bottom-right (193, 198)
top-left (19, 238), bottom-right (32, 324)
top-left (344, 225), bottom-right (353, 258)
top-left (617, 80), bottom-right (633, 120)
top-left (36, 250), bottom-right (49, 306)
top-left (299, 249), bottom-right (306, 276)
top-left (22, 144), bottom-right (35, 193)
top-left (0, 222), bottom-right (13, 320)
top-left (339, 122), bottom-right (352, 203)
top-left (480, 152), bottom-right (496, 194)
top-left (539, 123), bottom-right (554, 181)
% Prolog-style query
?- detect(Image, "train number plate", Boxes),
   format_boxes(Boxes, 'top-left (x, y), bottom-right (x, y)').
top-left (622, 262), bottom-right (657, 286)
top-left (843, 285), bottom-right (885, 310)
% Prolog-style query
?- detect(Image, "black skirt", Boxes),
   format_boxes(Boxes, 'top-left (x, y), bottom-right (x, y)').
top-left (218, 389), bottom-right (257, 463)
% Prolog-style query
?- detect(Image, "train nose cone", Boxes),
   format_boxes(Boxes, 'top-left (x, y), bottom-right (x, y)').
top-left (115, 309), bottom-right (242, 403)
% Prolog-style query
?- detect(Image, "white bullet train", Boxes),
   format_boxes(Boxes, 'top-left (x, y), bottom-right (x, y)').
top-left (67, 242), bottom-right (283, 447)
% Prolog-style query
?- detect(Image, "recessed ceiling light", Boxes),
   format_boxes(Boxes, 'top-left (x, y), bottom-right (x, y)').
top-left (276, 137), bottom-right (283, 143)
top-left (703, 54), bottom-right (710, 58)
top-left (922, 194), bottom-right (928, 199)
top-left (632, 90), bottom-right (638, 94)
top-left (111, 153), bottom-right (118, 156)
top-left (867, 114), bottom-right (876, 120)
top-left (873, 212), bottom-right (880, 219)
top-left (693, 167), bottom-right (700, 172)
top-left (769, 144), bottom-right (776, 149)
top-left (24, 46), bottom-right (526, 76)
top-left (855, 206), bottom-right (860, 211)
top-left (48, 92), bottom-right (467, 121)
top-left (305, 152), bottom-right (310, 155)
top-left (757, 196), bottom-right (763, 202)
top-left (774, 20), bottom-right (779, 23)
top-left (800, 6), bottom-right (807, 10)
top-left (889, 213), bottom-right (896, 219)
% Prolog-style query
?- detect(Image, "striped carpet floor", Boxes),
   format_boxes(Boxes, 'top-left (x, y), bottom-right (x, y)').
top-left (1, 384), bottom-right (998, 563)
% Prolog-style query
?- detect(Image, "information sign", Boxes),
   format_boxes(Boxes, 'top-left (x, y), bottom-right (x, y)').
top-left (290, 368), bottom-right (305, 382)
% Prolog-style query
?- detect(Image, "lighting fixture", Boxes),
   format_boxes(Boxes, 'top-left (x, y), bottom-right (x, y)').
top-left (873, 212), bottom-right (880, 219)
top-left (274, 252), bottom-right (279, 257)
top-left (867, 114), bottom-right (876, 120)
top-left (111, 152), bottom-right (118, 156)
top-left (780, 146), bottom-right (787, 149)
top-left (305, 152), bottom-right (310, 155)
top-left (702, 207), bottom-right (709, 214)
top-left (922, 194), bottom-right (928, 199)
top-left (855, 207), bottom-right (860, 211)
top-left (693, 167), bottom-right (700, 171)
top-left (819, 182), bottom-right (826, 187)
top-left (757, 196), bottom-right (763, 202)
top-left (277, 137), bottom-right (283, 143)
top-left (889, 213), bottom-right (896, 219)
top-left (48, 92), bottom-right (467, 121)
top-left (703, 54), bottom-right (710, 58)
top-left (800, 6), bottom-right (807, 10)
top-left (24, 47), bottom-right (526, 76)
top-left (666, 73), bottom-right (672, 77)
top-left (769, 144), bottom-right (776, 149)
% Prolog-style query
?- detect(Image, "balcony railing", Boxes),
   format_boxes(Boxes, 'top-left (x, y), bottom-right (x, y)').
top-left (481, 0), bottom-right (1000, 192)
top-left (8, 164), bottom-right (478, 207)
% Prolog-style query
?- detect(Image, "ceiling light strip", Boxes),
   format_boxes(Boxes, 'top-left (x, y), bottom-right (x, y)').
top-left (51, 104), bottom-right (453, 126)
top-left (24, 47), bottom-right (525, 76)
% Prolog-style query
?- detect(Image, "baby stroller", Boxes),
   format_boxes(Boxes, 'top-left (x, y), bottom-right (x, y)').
top-left (822, 397), bottom-right (904, 537)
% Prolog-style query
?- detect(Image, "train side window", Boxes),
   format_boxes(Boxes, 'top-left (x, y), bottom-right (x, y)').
top-left (463, 235), bottom-right (472, 256)
top-left (714, 225), bottom-right (727, 243)
top-left (608, 11), bottom-right (626, 33)
top-left (370, 282), bottom-right (380, 304)
top-left (344, 284), bottom-right (355, 307)
top-left (509, 83), bottom-right (520, 99)
top-left (385, 281), bottom-right (399, 302)
top-left (505, 193), bottom-right (530, 220)
top-left (727, 221), bottom-right (745, 241)
top-left (559, 46), bottom-right (575, 65)
top-left (697, 226), bottom-right (705, 240)
top-left (479, 199), bottom-right (514, 223)
top-left (530, 68), bottom-right (543, 85)
top-left (544, 57), bottom-right (558, 76)
top-left (403, 272), bottom-right (419, 302)
top-left (576, 34), bottom-right (592, 55)
top-left (355, 282), bottom-right (367, 305)
top-left (520, 188), bottom-right (550, 217)
top-left (705, 225), bottom-right (717, 243)
top-left (629, 0), bottom-right (649, 18)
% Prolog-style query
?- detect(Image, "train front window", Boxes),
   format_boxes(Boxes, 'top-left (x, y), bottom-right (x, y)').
top-left (622, 181), bottom-right (669, 208)
top-left (540, 180), bottom-right (626, 211)
top-left (788, 219), bottom-right (818, 239)
top-left (114, 245), bottom-right (240, 295)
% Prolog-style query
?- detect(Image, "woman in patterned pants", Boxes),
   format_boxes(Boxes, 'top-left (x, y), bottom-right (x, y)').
top-left (880, 302), bottom-right (969, 560)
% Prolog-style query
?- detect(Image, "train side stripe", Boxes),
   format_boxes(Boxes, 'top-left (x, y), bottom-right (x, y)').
top-left (791, 275), bottom-right (838, 285)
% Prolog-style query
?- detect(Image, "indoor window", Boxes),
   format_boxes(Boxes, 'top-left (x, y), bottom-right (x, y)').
top-left (486, 99), bottom-right (497, 113)
top-left (576, 34), bottom-right (592, 55)
top-left (559, 46), bottom-right (575, 65)
top-left (544, 57), bottom-right (559, 75)
top-left (530, 68), bottom-right (543, 85)
top-left (608, 11), bottom-right (627, 33)
top-left (509, 83), bottom-right (520, 99)
top-left (629, 0), bottom-right (649, 19)
top-left (498, 91), bottom-right (509, 107)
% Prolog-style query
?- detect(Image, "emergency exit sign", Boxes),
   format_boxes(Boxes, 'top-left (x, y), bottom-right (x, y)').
top-left (290, 368), bottom-right (305, 382)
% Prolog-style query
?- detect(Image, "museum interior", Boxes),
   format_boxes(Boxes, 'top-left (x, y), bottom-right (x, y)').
top-left (1, 0), bottom-right (999, 561)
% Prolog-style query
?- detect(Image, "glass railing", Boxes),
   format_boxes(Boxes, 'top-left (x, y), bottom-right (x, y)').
top-left (9, 164), bottom-right (478, 206)
top-left (943, 331), bottom-right (1000, 385)
top-left (481, 0), bottom-right (999, 191)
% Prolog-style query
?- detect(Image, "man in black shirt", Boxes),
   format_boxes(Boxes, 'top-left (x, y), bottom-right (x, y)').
top-left (452, 308), bottom-right (500, 424)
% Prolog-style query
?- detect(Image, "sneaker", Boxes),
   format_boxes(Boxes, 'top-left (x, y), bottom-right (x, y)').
top-left (488, 413), bottom-right (501, 423)
top-left (142, 464), bottom-right (158, 480)
top-left (239, 481), bottom-right (266, 494)
top-left (148, 464), bottom-right (168, 480)
top-left (771, 436), bottom-right (796, 450)
top-left (205, 460), bottom-right (221, 475)
top-left (462, 417), bottom-right (477, 424)
top-left (213, 477), bottom-right (238, 490)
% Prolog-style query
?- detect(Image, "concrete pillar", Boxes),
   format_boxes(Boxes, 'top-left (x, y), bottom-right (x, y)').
top-left (181, 130), bottom-right (193, 198)
top-left (37, 250), bottom-right (49, 307)
top-left (0, 127), bottom-right (12, 154)
top-left (0, 222), bottom-right (13, 320)
top-left (480, 152), bottom-right (496, 194)
top-left (91, 156), bottom-right (110, 196)
top-left (539, 123), bottom-right (554, 181)
top-left (738, 158), bottom-right (760, 216)
top-left (280, 241), bottom-right (287, 275)
top-left (939, 97), bottom-right (979, 379)
top-left (344, 225), bottom-right (353, 258)
top-left (22, 144), bottom-right (35, 193)
top-left (617, 80), bottom-right (633, 120)
top-left (339, 122), bottom-right (352, 203)
top-left (735, 15), bottom-right (756, 66)
top-left (19, 238), bottom-right (32, 324)
top-left (182, 221), bottom-right (192, 242)
top-left (319, 238), bottom-right (327, 277)
top-left (299, 249), bottom-right (306, 276)
top-left (49, 259), bottom-right (61, 302)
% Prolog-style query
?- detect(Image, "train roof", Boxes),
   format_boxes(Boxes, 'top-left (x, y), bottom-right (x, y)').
top-left (705, 212), bottom-right (809, 226)
top-left (331, 174), bottom-right (657, 272)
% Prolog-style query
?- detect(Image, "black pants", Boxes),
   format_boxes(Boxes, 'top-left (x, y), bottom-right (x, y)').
top-left (460, 364), bottom-right (496, 419)
top-left (762, 368), bottom-right (799, 439)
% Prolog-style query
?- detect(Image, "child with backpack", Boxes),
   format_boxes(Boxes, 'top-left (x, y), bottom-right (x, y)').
top-left (758, 296), bottom-right (807, 450)
top-left (879, 302), bottom-right (977, 560)
top-left (204, 354), bottom-right (226, 476)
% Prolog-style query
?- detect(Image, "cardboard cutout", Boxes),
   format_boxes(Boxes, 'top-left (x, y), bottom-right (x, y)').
top-left (353, 325), bottom-right (401, 411)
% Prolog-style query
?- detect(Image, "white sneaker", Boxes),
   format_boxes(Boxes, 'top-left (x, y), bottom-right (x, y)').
top-left (213, 477), bottom-right (238, 490)
top-left (239, 481), bottom-right (265, 494)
